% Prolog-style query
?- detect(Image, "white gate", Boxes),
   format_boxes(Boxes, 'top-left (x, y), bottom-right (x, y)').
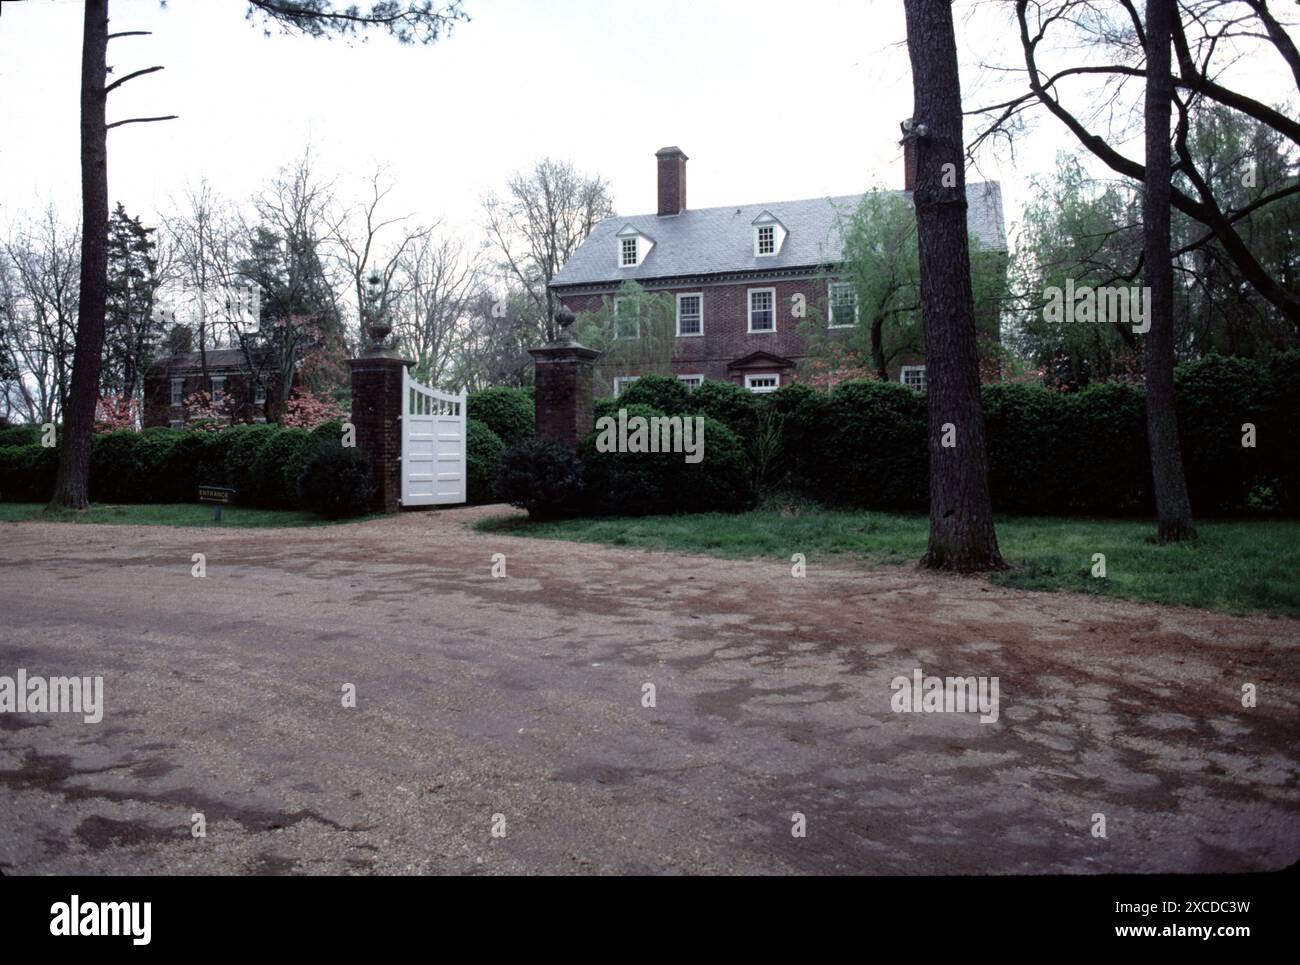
top-left (400, 368), bottom-right (467, 507)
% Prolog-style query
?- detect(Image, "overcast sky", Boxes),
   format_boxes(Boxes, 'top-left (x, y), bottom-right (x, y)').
top-left (0, 0), bottom-right (1293, 255)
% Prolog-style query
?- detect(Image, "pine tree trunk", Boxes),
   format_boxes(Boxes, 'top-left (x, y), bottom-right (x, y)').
top-left (1143, 0), bottom-right (1197, 542)
top-left (48, 0), bottom-right (109, 511)
top-left (904, 0), bottom-right (1004, 571)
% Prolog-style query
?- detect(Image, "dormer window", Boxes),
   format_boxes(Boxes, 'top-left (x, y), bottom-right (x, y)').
top-left (751, 211), bottom-right (786, 257)
top-left (616, 224), bottom-right (653, 268)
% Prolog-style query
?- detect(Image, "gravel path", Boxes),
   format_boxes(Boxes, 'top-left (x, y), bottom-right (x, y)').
top-left (1, 506), bottom-right (1297, 875)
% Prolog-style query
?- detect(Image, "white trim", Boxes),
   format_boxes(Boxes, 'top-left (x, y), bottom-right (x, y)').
top-left (254, 379), bottom-right (267, 405)
top-left (675, 291), bottom-right (703, 337)
top-left (613, 376), bottom-right (640, 395)
top-left (170, 377), bottom-right (184, 406)
top-left (745, 373), bottom-right (780, 394)
top-left (747, 287), bottom-right (777, 333)
top-left (677, 374), bottom-right (703, 390)
top-left (613, 296), bottom-right (640, 339)
top-left (620, 236), bottom-right (638, 267)
top-left (210, 375), bottom-right (226, 403)
top-left (755, 224), bottom-right (776, 257)
top-left (168, 419), bottom-right (183, 430)
top-left (828, 281), bottom-right (858, 328)
top-left (900, 365), bottom-right (927, 390)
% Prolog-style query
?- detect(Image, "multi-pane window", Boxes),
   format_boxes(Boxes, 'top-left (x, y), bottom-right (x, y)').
top-left (211, 376), bottom-right (226, 403)
top-left (677, 293), bottom-right (702, 336)
top-left (170, 378), bottom-right (184, 406)
top-left (613, 376), bottom-right (639, 395)
top-left (829, 282), bottom-right (858, 327)
top-left (745, 374), bottom-right (780, 394)
top-left (614, 297), bottom-right (640, 339)
top-left (756, 225), bottom-right (776, 255)
top-left (677, 374), bottom-right (703, 391)
top-left (254, 379), bottom-right (267, 405)
top-left (620, 237), bottom-right (638, 267)
top-left (901, 366), bottom-right (927, 391)
top-left (748, 288), bottom-right (776, 332)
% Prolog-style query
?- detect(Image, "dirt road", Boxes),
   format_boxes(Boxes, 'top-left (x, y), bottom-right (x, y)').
top-left (1, 506), bottom-right (1297, 874)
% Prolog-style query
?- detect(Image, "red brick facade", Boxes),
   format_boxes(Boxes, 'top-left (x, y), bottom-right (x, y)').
top-left (347, 355), bottom-right (409, 513)
top-left (555, 275), bottom-right (870, 390)
top-left (142, 348), bottom-right (289, 428)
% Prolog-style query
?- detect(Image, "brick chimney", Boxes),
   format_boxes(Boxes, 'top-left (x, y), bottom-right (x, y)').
top-left (903, 139), bottom-right (918, 192)
top-left (655, 146), bottom-right (688, 215)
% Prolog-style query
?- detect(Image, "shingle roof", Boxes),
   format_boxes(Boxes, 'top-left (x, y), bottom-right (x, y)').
top-left (549, 182), bottom-right (1006, 289)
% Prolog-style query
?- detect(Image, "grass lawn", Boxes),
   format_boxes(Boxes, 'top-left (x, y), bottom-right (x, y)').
top-left (0, 502), bottom-right (346, 528)
top-left (478, 508), bottom-right (1300, 617)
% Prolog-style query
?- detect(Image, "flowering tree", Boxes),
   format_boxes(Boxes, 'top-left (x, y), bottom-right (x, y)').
top-left (93, 393), bottom-right (139, 432)
top-left (182, 389), bottom-right (232, 431)
top-left (279, 387), bottom-right (344, 429)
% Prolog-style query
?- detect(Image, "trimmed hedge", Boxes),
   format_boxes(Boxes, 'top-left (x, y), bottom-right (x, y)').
top-left (467, 388), bottom-right (534, 445)
top-left (466, 418), bottom-right (505, 504)
top-left (580, 403), bottom-right (756, 516)
top-left (497, 438), bottom-right (586, 519)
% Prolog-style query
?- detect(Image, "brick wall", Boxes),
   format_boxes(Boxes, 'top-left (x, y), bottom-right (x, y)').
top-left (142, 368), bottom-right (285, 427)
top-left (347, 356), bottom-right (408, 512)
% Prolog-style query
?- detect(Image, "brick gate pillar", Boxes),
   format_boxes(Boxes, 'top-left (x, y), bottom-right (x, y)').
top-left (528, 312), bottom-right (601, 450)
top-left (347, 346), bottom-right (412, 514)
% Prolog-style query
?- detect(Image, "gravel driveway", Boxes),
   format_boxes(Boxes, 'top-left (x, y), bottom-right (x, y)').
top-left (1, 506), bottom-right (1297, 874)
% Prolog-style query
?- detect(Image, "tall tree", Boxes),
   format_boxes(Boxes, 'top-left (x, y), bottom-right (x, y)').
top-left (103, 203), bottom-right (167, 402)
top-left (1144, 0), bottom-right (1198, 542)
top-left (49, 0), bottom-right (466, 510)
top-left (903, 0), bottom-right (1004, 571)
top-left (483, 159), bottom-right (615, 342)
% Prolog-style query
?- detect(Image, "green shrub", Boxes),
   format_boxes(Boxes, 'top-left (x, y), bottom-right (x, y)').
top-left (805, 380), bottom-right (927, 510)
top-left (0, 444), bottom-right (57, 501)
top-left (496, 438), bottom-right (585, 519)
top-left (581, 403), bottom-right (675, 516)
top-left (297, 442), bottom-right (374, 518)
top-left (673, 416), bottom-right (756, 513)
top-left (0, 425), bottom-right (40, 448)
top-left (251, 428), bottom-right (313, 508)
top-left (466, 418), bottom-right (505, 504)
top-left (89, 431), bottom-right (143, 503)
top-left (1174, 354), bottom-right (1264, 513)
top-left (130, 428), bottom-right (185, 503)
top-left (688, 379), bottom-right (761, 447)
top-left (1258, 351), bottom-right (1300, 511)
top-left (1060, 381), bottom-right (1150, 513)
top-left (983, 383), bottom-right (1069, 514)
top-left (618, 374), bottom-right (692, 415)
top-left (467, 388), bottom-right (534, 445)
top-left (224, 424), bottom-right (280, 505)
top-left (310, 420), bottom-right (347, 446)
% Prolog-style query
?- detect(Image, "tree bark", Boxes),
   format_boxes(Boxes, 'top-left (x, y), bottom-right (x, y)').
top-left (49, 0), bottom-right (109, 511)
top-left (904, 0), bottom-right (1004, 571)
top-left (1143, 0), bottom-right (1197, 542)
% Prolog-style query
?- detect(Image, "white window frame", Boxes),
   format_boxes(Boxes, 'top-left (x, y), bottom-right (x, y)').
top-left (170, 378), bottom-right (184, 406)
top-left (254, 379), bottom-right (267, 405)
top-left (677, 374), bottom-right (703, 391)
top-left (747, 287), bottom-right (777, 333)
top-left (900, 365), bottom-right (927, 391)
top-left (210, 375), bottom-right (226, 403)
top-left (828, 281), bottom-right (859, 328)
top-left (613, 376), bottom-right (640, 396)
top-left (620, 236), bottom-right (638, 268)
top-left (676, 292), bottom-right (703, 337)
top-left (745, 373), bottom-right (780, 394)
top-left (613, 296), bottom-right (640, 339)
top-left (755, 224), bottom-right (776, 257)
top-left (168, 419), bottom-right (183, 430)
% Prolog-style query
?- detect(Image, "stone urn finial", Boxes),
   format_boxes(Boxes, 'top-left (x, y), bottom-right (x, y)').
top-left (553, 310), bottom-right (576, 345)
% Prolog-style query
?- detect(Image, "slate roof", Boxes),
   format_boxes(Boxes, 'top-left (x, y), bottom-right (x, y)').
top-left (146, 347), bottom-right (270, 375)
top-left (549, 182), bottom-right (1006, 290)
